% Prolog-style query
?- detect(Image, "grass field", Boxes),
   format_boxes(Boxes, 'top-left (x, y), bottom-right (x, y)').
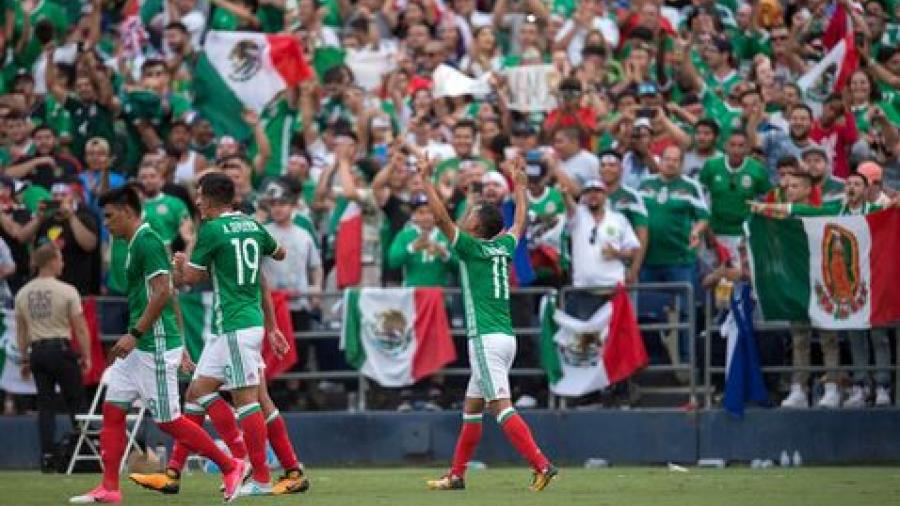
top-left (0, 467), bottom-right (898, 506)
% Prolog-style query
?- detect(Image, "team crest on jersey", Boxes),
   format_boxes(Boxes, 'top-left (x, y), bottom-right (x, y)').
top-left (558, 333), bottom-right (600, 367)
top-left (156, 204), bottom-right (168, 215)
top-left (228, 40), bottom-right (262, 82)
top-left (365, 309), bottom-right (411, 356)
top-left (814, 223), bottom-right (867, 319)
top-left (741, 175), bottom-right (752, 189)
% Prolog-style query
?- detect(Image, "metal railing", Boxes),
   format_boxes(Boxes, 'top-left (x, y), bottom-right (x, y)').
top-left (87, 281), bottom-right (899, 410)
top-left (701, 290), bottom-right (900, 408)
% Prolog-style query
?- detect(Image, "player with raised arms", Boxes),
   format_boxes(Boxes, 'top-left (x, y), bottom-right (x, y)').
top-left (420, 155), bottom-right (558, 491)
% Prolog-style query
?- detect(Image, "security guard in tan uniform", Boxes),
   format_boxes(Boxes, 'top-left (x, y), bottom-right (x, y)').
top-left (15, 243), bottom-right (92, 471)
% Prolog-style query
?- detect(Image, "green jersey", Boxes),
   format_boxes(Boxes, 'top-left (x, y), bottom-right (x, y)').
top-left (252, 98), bottom-right (302, 186)
top-left (387, 226), bottom-right (454, 287)
top-left (143, 193), bottom-right (189, 245)
top-left (108, 238), bottom-right (128, 295)
top-left (65, 97), bottom-right (117, 161)
top-left (608, 185), bottom-right (649, 230)
top-left (452, 230), bottom-right (516, 338)
top-left (189, 212), bottom-right (279, 334)
top-left (699, 156), bottom-right (771, 236)
top-left (789, 200), bottom-right (881, 217)
top-left (126, 224), bottom-right (181, 352)
top-left (433, 156), bottom-right (497, 183)
top-left (638, 175), bottom-right (709, 267)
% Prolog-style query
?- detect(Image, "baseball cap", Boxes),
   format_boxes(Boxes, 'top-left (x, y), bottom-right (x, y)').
top-left (801, 144), bottom-right (828, 160)
top-left (371, 115), bottom-right (391, 129)
top-left (598, 149), bottom-right (622, 164)
top-left (633, 117), bottom-right (652, 131)
top-left (581, 179), bottom-right (607, 193)
top-left (482, 171), bottom-right (510, 192)
top-left (637, 82), bottom-right (659, 96)
top-left (262, 178), bottom-right (297, 203)
top-left (511, 121), bottom-right (537, 137)
top-left (410, 192), bottom-right (429, 208)
top-left (856, 161), bottom-right (883, 184)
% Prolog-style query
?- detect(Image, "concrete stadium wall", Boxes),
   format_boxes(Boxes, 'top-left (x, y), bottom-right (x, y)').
top-left (1, 409), bottom-right (899, 469)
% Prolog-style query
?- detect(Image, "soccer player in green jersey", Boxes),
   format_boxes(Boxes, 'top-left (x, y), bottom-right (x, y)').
top-left (421, 156), bottom-right (557, 492)
top-left (171, 172), bottom-right (288, 496)
top-left (70, 188), bottom-right (245, 504)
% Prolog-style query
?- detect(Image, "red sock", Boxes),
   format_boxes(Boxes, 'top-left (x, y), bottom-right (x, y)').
top-left (167, 405), bottom-right (205, 471)
top-left (100, 403), bottom-right (127, 491)
top-left (202, 395), bottom-right (248, 460)
top-left (237, 403), bottom-right (270, 483)
top-left (158, 417), bottom-right (235, 474)
top-left (449, 413), bottom-right (483, 478)
top-left (266, 410), bottom-right (299, 471)
top-left (498, 408), bottom-right (549, 472)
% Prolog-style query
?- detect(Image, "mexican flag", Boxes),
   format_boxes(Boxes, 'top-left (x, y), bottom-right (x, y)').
top-left (179, 290), bottom-right (298, 378)
top-left (340, 288), bottom-right (456, 387)
top-left (203, 31), bottom-right (313, 112)
top-left (797, 3), bottom-right (858, 93)
top-left (540, 286), bottom-right (647, 397)
top-left (0, 307), bottom-right (35, 395)
top-left (328, 198), bottom-right (362, 289)
top-left (747, 210), bottom-right (900, 330)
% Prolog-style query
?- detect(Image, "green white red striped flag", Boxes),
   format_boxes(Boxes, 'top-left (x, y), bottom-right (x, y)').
top-left (340, 287), bottom-right (456, 387)
top-left (747, 210), bottom-right (900, 329)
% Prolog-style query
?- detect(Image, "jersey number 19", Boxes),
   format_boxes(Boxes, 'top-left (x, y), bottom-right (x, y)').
top-left (230, 238), bottom-right (260, 286)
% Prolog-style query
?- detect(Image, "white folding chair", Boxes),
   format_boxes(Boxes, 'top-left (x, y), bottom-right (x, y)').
top-left (66, 369), bottom-right (147, 474)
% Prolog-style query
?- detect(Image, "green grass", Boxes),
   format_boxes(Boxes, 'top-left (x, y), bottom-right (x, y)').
top-left (0, 467), bottom-right (898, 505)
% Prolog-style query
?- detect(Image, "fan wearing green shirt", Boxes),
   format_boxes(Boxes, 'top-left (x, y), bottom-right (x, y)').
top-left (699, 130), bottom-right (772, 256)
top-left (387, 194), bottom-right (455, 287)
top-left (638, 145), bottom-right (709, 364)
top-left (137, 163), bottom-right (190, 246)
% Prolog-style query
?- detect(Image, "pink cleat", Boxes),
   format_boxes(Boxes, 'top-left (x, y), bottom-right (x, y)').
top-left (222, 458), bottom-right (247, 502)
top-left (69, 485), bottom-right (122, 504)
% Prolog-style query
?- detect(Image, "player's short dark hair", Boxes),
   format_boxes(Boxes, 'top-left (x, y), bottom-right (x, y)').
top-left (789, 170), bottom-right (813, 186)
top-left (695, 118), bottom-right (720, 136)
top-left (474, 203), bottom-right (504, 239)
top-left (99, 186), bottom-right (142, 215)
top-left (197, 171), bottom-right (235, 207)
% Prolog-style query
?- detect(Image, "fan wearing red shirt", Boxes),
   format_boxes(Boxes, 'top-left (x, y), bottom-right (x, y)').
top-left (810, 94), bottom-right (858, 179)
top-left (543, 78), bottom-right (597, 149)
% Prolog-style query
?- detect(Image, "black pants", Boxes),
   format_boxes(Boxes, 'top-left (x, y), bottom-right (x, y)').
top-left (29, 340), bottom-right (85, 457)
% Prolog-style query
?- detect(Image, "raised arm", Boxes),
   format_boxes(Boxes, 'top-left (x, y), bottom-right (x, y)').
top-left (419, 156), bottom-right (457, 242)
top-left (210, 0), bottom-right (261, 27)
top-left (505, 158), bottom-right (528, 239)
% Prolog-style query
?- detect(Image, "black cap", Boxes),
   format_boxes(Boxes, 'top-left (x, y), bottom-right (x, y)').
top-left (511, 121), bottom-right (537, 137)
top-left (410, 192), bottom-right (429, 208)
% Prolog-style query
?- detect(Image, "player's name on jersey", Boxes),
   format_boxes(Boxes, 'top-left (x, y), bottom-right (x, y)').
top-left (221, 220), bottom-right (263, 234)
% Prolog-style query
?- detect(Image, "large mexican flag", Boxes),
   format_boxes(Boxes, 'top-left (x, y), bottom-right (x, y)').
top-left (747, 210), bottom-right (900, 329)
top-left (341, 288), bottom-right (456, 387)
top-left (539, 286), bottom-right (647, 397)
top-left (191, 31), bottom-right (312, 139)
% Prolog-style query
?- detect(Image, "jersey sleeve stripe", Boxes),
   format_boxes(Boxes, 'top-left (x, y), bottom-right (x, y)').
top-left (187, 261), bottom-right (207, 271)
top-left (145, 269), bottom-right (170, 281)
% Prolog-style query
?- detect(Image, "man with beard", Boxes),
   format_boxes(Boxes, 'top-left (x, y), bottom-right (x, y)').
top-left (596, 150), bottom-right (647, 284)
top-left (756, 104), bottom-right (817, 179)
top-left (168, 121), bottom-right (208, 185)
top-left (802, 145), bottom-right (845, 205)
top-left (138, 162), bottom-right (191, 247)
top-left (683, 119), bottom-right (722, 179)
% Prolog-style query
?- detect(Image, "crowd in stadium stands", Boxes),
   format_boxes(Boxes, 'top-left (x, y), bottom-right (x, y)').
top-left (0, 0), bottom-right (899, 415)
